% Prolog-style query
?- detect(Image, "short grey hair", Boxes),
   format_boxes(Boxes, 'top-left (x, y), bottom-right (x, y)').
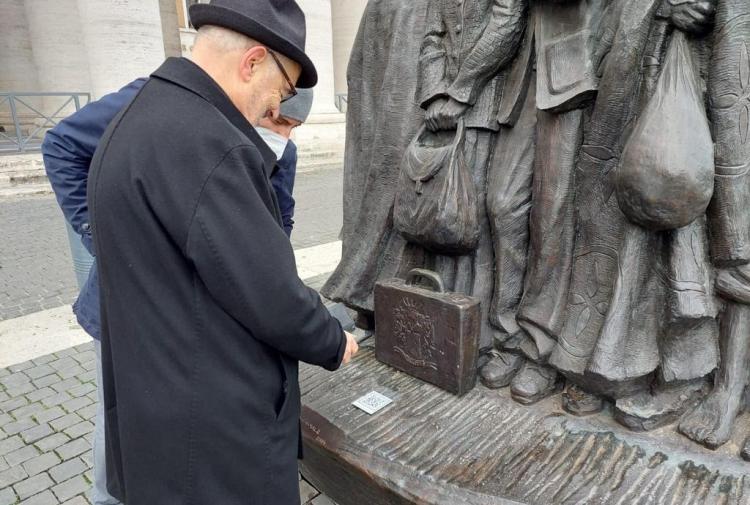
top-left (195, 25), bottom-right (259, 52)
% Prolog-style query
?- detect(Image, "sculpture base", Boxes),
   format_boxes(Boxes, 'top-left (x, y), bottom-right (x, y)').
top-left (299, 345), bottom-right (750, 505)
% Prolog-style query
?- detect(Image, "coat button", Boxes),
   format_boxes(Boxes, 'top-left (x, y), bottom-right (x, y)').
top-left (82, 223), bottom-right (91, 232)
top-left (455, 23), bottom-right (462, 33)
top-left (283, 381), bottom-right (289, 393)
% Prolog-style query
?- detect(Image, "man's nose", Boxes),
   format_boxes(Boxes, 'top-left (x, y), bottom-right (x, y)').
top-left (266, 106), bottom-right (280, 120)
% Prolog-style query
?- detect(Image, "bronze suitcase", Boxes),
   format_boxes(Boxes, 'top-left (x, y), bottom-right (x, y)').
top-left (374, 269), bottom-right (480, 396)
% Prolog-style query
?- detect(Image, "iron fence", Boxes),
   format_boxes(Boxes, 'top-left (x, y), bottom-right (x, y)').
top-left (0, 92), bottom-right (90, 153)
top-left (335, 93), bottom-right (348, 114)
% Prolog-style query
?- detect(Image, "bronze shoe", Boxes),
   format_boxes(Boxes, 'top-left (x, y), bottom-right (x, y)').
top-left (510, 361), bottom-right (560, 405)
top-left (479, 350), bottom-right (523, 389)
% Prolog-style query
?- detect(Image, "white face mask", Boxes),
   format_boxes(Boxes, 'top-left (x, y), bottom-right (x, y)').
top-left (255, 126), bottom-right (289, 161)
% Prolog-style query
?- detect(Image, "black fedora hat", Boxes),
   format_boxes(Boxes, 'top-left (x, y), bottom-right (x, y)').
top-left (189, 0), bottom-right (318, 88)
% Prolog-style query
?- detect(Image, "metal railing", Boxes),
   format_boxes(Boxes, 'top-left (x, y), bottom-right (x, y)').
top-left (0, 92), bottom-right (90, 153)
top-left (335, 93), bottom-right (348, 114)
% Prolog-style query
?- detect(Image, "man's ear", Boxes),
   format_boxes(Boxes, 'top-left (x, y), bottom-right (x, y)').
top-left (239, 46), bottom-right (268, 82)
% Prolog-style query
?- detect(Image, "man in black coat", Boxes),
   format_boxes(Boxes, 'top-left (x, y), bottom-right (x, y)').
top-left (87, 1), bottom-right (358, 503)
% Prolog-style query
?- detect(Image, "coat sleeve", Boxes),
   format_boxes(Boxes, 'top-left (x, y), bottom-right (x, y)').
top-left (271, 141), bottom-right (297, 237)
top-left (446, 0), bottom-right (527, 106)
top-left (185, 145), bottom-right (346, 370)
top-left (41, 78), bottom-right (147, 254)
top-left (417, 0), bottom-right (449, 108)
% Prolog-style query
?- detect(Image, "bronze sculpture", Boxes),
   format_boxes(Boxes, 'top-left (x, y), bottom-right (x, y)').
top-left (324, 0), bottom-right (750, 461)
top-left (299, 0), bottom-right (750, 503)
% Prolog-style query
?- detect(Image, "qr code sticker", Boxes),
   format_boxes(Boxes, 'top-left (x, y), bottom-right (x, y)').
top-left (352, 391), bottom-right (393, 415)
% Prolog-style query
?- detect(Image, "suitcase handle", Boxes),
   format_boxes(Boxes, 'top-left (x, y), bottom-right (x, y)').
top-left (405, 269), bottom-right (446, 293)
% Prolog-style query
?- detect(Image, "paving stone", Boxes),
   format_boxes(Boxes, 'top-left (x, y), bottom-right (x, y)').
top-left (61, 398), bottom-right (91, 416)
top-left (34, 433), bottom-right (70, 454)
top-left (3, 416), bottom-right (38, 436)
top-left (5, 382), bottom-right (36, 398)
top-left (34, 407), bottom-right (66, 425)
top-left (0, 435), bottom-right (24, 456)
top-left (32, 355), bottom-right (56, 366)
top-left (61, 497), bottom-right (89, 505)
top-left (62, 422), bottom-right (93, 440)
top-left (24, 366), bottom-right (55, 381)
top-left (5, 445), bottom-right (40, 467)
top-left (48, 358), bottom-right (78, 373)
top-left (18, 489), bottom-right (58, 505)
top-left (0, 413), bottom-right (11, 426)
top-left (0, 487), bottom-right (17, 505)
top-left (0, 369), bottom-right (9, 379)
top-left (0, 396), bottom-right (29, 413)
top-left (57, 367), bottom-right (84, 380)
top-left (11, 402), bottom-right (45, 421)
top-left (55, 438), bottom-right (88, 461)
top-left (32, 375), bottom-right (61, 390)
top-left (50, 414), bottom-right (82, 433)
top-left (76, 371), bottom-right (95, 384)
top-left (72, 352), bottom-right (95, 366)
top-left (79, 451), bottom-right (92, 469)
top-left (54, 349), bottom-right (77, 359)
top-left (50, 379), bottom-right (80, 395)
top-left (41, 393), bottom-right (72, 409)
top-left (72, 343), bottom-right (93, 354)
top-left (66, 384), bottom-right (95, 399)
top-left (26, 387), bottom-right (57, 403)
top-left (22, 452), bottom-right (61, 477)
top-left (0, 464), bottom-right (28, 488)
top-left (300, 479), bottom-right (320, 503)
top-left (0, 455), bottom-right (8, 472)
top-left (7, 362), bottom-right (33, 374)
top-left (20, 423), bottom-right (54, 445)
top-left (49, 457), bottom-right (87, 484)
top-left (52, 475), bottom-right (89, 502)
top-left (0, 392), bottom-right (9, 403)
top-left (74, 405), bottom-right (96, 422)
top-left (14, 472), bottom-right (54, 500)
top-left (79, 361), bottom-right (96, 373)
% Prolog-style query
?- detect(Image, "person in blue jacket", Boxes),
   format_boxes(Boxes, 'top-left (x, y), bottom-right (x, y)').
top-left (41, 79), bottom-right (313, 505)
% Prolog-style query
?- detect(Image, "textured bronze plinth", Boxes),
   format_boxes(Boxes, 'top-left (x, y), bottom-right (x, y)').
top-left (299, 347), bottom-right (750, 505)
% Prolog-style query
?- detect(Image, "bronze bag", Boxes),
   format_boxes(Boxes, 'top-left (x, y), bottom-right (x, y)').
top-left (616, 32), bottom-right (715, 231)
top-left (393, 120), bottom-right (480, 254)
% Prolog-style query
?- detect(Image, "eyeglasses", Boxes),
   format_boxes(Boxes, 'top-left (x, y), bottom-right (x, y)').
top-left (268, 50), bottom-right (298, 103)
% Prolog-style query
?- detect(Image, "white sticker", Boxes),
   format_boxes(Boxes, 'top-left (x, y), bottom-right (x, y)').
top-left (352, 391), bottom-right (393, 415)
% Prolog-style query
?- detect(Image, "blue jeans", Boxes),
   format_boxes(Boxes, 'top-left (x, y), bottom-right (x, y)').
top-left (93, 340), bottom-right (121, 505)
top-left (65, 224), bottom-right (120, 505)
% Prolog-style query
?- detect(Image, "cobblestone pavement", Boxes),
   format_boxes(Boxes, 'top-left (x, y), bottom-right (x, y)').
top-left (0, 166), bottom-right (344, 322)
top-left (0, 342), bottom-right (338, 505)
top-left (0, 197), bottom-right (78, 322)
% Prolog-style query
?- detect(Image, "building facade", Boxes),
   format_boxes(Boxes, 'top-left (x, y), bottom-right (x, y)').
top-left (1, 0), bottom-right (368, 157)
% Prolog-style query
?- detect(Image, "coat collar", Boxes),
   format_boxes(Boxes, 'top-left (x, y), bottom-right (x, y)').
top-left (150, 57), bottom-right (278, 178)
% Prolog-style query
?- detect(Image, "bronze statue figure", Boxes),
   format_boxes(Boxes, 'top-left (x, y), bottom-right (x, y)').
top-left (327, 0), bottom-right (750, 463)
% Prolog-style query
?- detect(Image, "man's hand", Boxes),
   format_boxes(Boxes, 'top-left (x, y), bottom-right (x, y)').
top-left (425, 97), bottom-right (470, 131)
top-left (341, 331), bottom-right (359, 365)
top-left (664, 0), bottom-right (716, 34)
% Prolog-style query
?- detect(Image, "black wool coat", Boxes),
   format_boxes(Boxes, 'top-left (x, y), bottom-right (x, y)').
top-left (88, 57), bottom-right (346, 505)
